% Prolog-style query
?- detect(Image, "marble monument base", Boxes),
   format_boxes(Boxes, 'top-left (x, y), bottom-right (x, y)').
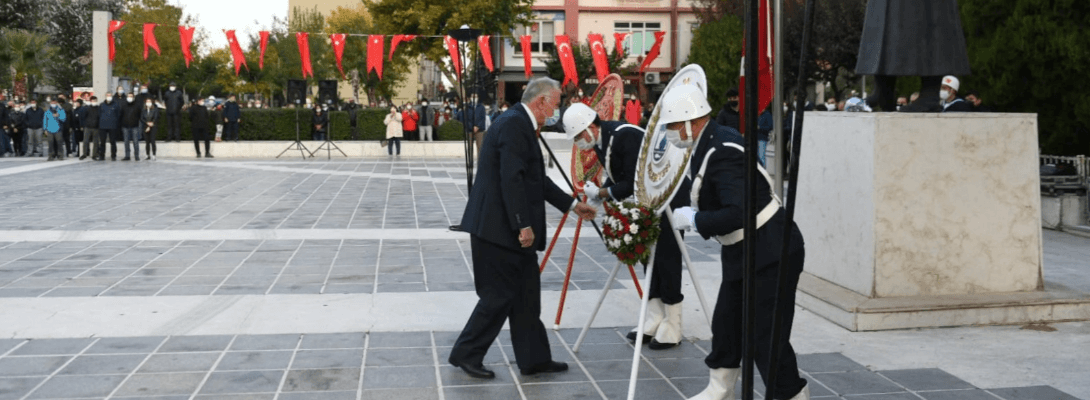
top-left (794, 113), bottom-right (1090, 331)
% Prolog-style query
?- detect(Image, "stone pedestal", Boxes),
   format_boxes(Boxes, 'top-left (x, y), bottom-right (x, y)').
top-left (794, 113), bottom-right (1090, 330)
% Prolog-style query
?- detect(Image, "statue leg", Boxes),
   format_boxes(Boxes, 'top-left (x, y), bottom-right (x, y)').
top-left (900, 75), bottom-right (944, 113)
top-left (865, 75), bottom-right (897, 112)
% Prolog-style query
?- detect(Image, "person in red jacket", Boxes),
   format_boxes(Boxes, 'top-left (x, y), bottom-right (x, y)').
top-left (624, 94), bottom-right (642, 125)
top-left (401, 103), bottom-right (420, 141)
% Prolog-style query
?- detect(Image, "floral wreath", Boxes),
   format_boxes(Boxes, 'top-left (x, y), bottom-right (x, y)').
top-left (602, 200), bottom-right (662, 266)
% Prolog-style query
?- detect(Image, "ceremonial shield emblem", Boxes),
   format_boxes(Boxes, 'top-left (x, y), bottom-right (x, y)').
top-left (572, 74), bottom-right (625, 191)
top-left (635, 65), bottom-right (708, 213)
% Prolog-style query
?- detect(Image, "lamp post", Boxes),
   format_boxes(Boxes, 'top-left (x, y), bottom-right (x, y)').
top-left (448, 25), bottom-right (480, 232)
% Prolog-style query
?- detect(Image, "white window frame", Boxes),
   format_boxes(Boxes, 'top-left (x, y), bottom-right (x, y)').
top-left (614, 21), bottom-right (663, 57)
top-left (512, 20), bottom-right (558, 56)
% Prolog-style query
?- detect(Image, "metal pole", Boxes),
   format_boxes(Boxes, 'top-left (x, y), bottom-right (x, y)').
top-left (461, 43), bottom-right (474, 192)
top-left (772, 0), bottom-right (784, 197)
top-left (742, 0), bottom-right (760, 397)
top-left (626, 245), bottom-right (657, 400)
top-left (764, 0), bottom-right (816, 397)
top-left (573, 260), bottom-right (623, 352)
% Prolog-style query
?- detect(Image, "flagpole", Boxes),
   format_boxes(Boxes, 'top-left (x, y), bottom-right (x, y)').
top-left (742, 0), bottom-right (761, 399)
top-left (772, 0), bottom-right (784, 197)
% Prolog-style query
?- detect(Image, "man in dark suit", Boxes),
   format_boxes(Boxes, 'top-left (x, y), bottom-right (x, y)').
top-left (561, 102), bottom-right (692, 350)
top-left (450, 77), bottom-right (597, 379)
top-left (662, 85), bottom-right (810, 400)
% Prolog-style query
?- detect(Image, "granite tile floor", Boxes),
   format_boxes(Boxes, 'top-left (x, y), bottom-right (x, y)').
top-left (0, 328), bottom-right (1078, 400)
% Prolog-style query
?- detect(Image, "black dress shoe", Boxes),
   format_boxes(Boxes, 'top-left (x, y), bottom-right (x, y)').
top-left (626, 331), bottom-right (653, 344)
top-left (520, 361), bottom-right (568, 375)
top-left (450, 360), bottom-right (495, 379)
top-left (648, 339), bottom-right (680, 350)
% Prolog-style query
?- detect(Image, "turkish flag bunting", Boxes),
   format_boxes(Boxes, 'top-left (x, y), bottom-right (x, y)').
top-left (178, 26), bottom-right (195, 68)
top-left (478, 35), bottom-right (493, 72)
top-left (225, 30), bottom-right (248, 75)
top-left (612, 32), bottom-right (629, 59)
top-left (738, 0), bottom-right (774, 134)
top-left (367, 35), bottom-right (384, 79)
top-left (259, 31), bottom-right (270, 70)
top-left (555, 35), bottom-right (578, 86)
top-left (142, 24), bottom-right (160, 60)
top-left (520, 35), bottom-right (532, 78)
top-left (388, 35), bottom-right (416, 60)
top-left (108, 20), bottom-right (125, 63)
top-left (444, 36), bottom-right (461, 77)
top-left (638, 31), bottom-right (666, 73)
top-left (588, 34), bottom-right (609, 81)
top-left (331, 34), bottom-right (347, 79)
top-left (296, 32), bottom-right (313, 78)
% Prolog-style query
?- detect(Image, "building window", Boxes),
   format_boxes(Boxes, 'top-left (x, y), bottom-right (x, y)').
top-left (615, 22), bottom-right (663, 56)
top-left (513, 20), bottom-right (557, 54)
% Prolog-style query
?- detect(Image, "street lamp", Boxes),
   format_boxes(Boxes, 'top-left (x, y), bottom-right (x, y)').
top-left (448, 24), bottom-right (480, 232)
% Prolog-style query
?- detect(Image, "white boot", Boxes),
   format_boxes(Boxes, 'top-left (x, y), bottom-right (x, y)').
top-left (688, 368), bottom-right (740, 400)
top-left (627, 298), bottom-right (665, 343)
top-left (650, 301), bottom-right (683, 349)
top-left (788, 384), bottom-right (810, 400)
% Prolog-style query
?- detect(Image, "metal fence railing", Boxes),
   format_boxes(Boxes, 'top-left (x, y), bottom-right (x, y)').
top-left (1040, 154), bottom-right (1088, 184)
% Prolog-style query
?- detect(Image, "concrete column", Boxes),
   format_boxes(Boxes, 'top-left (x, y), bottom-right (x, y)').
top-left (92, 11), bottom-right (113, 99)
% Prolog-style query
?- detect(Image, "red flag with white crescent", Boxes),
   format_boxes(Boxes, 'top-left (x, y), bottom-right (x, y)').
top-left (555, 35), bottom-right (578, 86)
top-left (612, 32), bottom-right (629, 59)
top-left (331, 34), bottom-right (347, 79)
top-left (444, 36), bottom-right (462, 77)
top-left (367, 35), bottom-right (384, 79)
top-left (108, 20), bottom-right (125, 63)
top-left (259, 31), bottom-right (270, 70)
top-left (142, 24), bottom-right (160, 60)
top-left (388, 34), bottom-right (416, 60)
top-left (520, 35), bottom-right (532, 78)
top-left (739, 0), bottom-right (774, 134)
top-left (478, 35), bottom-right (494, 72)
top-left (225, 30), bottom-right (248, 75)
top-left (296, 32), bottom-right (313, 78)
top-left (178, 26), bottom-right (195, 68)
top-left (588, 34), bottom-right (609, 81)
top-left (638, 31), bottom-right (666, 73)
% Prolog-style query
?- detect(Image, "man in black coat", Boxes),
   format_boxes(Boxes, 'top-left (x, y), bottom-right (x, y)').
top-left (312, 107), bottom-right (328, 141)
top-left (561, 102), bottom-right (693, 349)
top-left (450, 77), bottom-right (597, 380)
top-left (120, 93), bottom-right (142, 161)
top-left (223, 96), bottom-right (241, 142)
top-left (189, 99), bottom-right (212, 158)
top-left (80, 97), bottom-right (100, 160)
top-left (662, 85), bottom-right (810, 400)
top-left (0, 97), bottom-right (9, 157)
top-left (715, 88), bottom-right (740, 132)
top-left (98, 93), bottom-right (122, 161)
top-left (346, 99), bottom-right (359, 140)
top-left (163, 82), bottom-right (184, 142)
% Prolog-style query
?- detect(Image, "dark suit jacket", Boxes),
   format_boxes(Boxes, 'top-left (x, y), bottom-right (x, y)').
top-left (461, 105), bottom-right (574, 251)
top-left (594, 121), bottom-right (644, 201)
top-left (942, 98), bottom-right (973, 112)
top-left (689, 120), bottom-right (804, 281)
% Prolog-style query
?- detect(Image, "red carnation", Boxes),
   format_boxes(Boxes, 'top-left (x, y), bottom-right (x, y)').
top-left (635, 244), bottom-right (646, 254)
top-left (640, 231), bottom-right (649, 239)
top-left (643, 218), bottom-right (653, 227)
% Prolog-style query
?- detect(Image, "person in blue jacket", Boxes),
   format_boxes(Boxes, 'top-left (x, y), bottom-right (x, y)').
top-left (222, 96), bottom-right (241, 142)
top-left (42, 98), bottom-right (67, 161)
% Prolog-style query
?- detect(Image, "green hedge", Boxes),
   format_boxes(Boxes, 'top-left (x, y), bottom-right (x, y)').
top-left (157, 108), bottom-right (465, 141)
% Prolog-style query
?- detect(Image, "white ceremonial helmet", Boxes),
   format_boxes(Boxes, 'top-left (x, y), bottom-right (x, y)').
top-left (563, 103), bottom-right (598, 141)
top-left (658, 84), bottom-right (711, 125)
top-left (942, 75), bottom-right (960, 92)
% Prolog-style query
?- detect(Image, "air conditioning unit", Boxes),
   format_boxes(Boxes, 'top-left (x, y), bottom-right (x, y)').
top-left (644, 72), bottom-right (660, 85)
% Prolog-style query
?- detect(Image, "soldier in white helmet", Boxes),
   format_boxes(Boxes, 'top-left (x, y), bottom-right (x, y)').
top-left (562, 103), bottom-right (691, 350)
top-left (661, 85), bottom-right (810, 400)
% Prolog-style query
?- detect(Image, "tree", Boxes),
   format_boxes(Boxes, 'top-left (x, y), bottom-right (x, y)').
top-left (684, 16), bottom-right (744, 111)
top-left (541, 39), bottom-right (634, 94)
top-left (0, 28), bottom-right (54, 97)
top-left (40, 0), bottom-right (127, 92)
top-left (960, 0), bottom-right (1090, 155)
top-left (112, 0), bottom-right (201, 89)
top-left (365, 0), bottom-right (534, 93)
top-left (325, 3), bottom-right (409, 104)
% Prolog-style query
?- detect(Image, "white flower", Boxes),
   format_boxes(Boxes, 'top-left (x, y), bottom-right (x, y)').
top-left (624, 235), bottom-right (632, 244)
top-left (629, 209), bottom-right (640, 218)
top-left (629, 224), bottom-right (639, 234)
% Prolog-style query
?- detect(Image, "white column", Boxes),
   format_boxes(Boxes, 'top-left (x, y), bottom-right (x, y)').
top-left (92, 11), bottom-right (113, 99)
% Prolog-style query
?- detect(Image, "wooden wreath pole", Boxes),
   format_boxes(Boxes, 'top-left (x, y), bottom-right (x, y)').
top-left (553, 217), bottom-right (584, 329)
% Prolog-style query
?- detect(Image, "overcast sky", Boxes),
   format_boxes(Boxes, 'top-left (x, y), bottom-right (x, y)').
top-left (171, 0), bottom-right (288, 51)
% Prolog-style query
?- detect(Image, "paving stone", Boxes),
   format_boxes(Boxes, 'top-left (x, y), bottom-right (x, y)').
top-left (192, 393), bottom-right (275, 400)
top-left (85, 336), bottom-right (165, 354)
top-left (216, 351), bottom-right (294, 371)
top-left (598, 379), bottom-right (684, 399)
top-left (361, 366), bottom-right (437, 389)
top-left (0, 377), bottom-right (45, 400)
top-left (435, 346), bottom-right (507, 366)
top-left (368, 332), bottom-right (433, 349)
top-left (879, 368), bottom-right (976, 391)
top-left (198, 370), bottom-right (284, 394)
top-left (57, 354), bottom-right (146, 375)
top-left (358, 387), bottom-right (438, 400)
top-left (39, 287), bottom-right (108, 297)
top-left (278, 391), bottom-right (358, 400)
top-left (797, 352), bottom-right (868, 373)
top-left (0, 340), bottom-right (26, 356)
top-left (521, 382), bottom-right (602, 399)
top-left (158, 335), bottom-right (233, 353)
top-left (439, 365), bottom-right (515, 387)
top-left (582, 360), bottom-right (659, 381)
top-left (650, 358), bottom-right (712, 379)
top-left (299, 333), bottom-right (366, 349)
top-left (10, 338), bottom-right (94, 356)
top-left (557, 328), bottom-right (627, 345)
top-left (443, 385), bottom-right (520, 399)
top-left (113, 372), bottom-right (205, 397)
top-left (26, 374), bottom-right (126, 399)
top-left (229, 334), bottom-right (301, 351)
top-left (291, 350), bottom-right (363, 370)
top-left (366, 348), bottom-right (435, 367)
top-left (989, 385), bottom-right (1082, 400)
top-left (917, 389), bottom-right (999, 400)
top-left (810, 370), bottom-right (906, 396)
top-left (138, 353), bottom-right (221, 373)
top-left (0, 356), bottom-right (71, 377)
top-left (281, 368), bottom-right (360, 392)
top-left (834, 393), bottom-right (919, 400)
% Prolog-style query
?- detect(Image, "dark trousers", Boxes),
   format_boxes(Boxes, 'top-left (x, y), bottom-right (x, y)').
top-left (387, 137), bottom-right (401, 155)
top-left (166, 113), bottom-right (181, 141)
top-left (93, 129), bottom-right (107, 159)
top-left (224, 121), bottom-right (239, 141)
top-left (350, 124), bottom-right (358, 140)
top-left (450, 236), bottom-right (552, 370)
top-left (144, 125), bottom-right (157, 156)
top-left (62, 126), bottom-right (71, 154)
top-left (706, 250), bottom-right (807, 400)
top-left (109, 128), bottom-right (121, 159)
top-left (193, 128), bottom-right (210, 155)
top-left (647, 215), bottom-right (685, 305)
top-left (11, 129), bottom-right (24, 156)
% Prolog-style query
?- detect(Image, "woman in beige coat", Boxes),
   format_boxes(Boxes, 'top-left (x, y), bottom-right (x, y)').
top-left (384, 106), bottom-right (403, 156)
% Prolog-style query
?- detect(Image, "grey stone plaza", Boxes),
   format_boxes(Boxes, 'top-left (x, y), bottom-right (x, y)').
top-left (0, 157), bottom-right (1086, 399)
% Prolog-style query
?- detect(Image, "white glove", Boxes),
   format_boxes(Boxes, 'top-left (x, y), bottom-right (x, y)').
top-left (582, 182), bottom-right (601, 201)
top-left (672, 207), bottom-right (696, 231)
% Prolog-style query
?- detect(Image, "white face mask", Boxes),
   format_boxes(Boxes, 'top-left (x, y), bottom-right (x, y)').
top-left (91, 102), bottom-right (98, 106)
top-left (146, 102), bottom-right (152, 108)
top-left (939, 90), bottom-right (951, 101)
top-left (169, 86), bottom-right (176, 91)
top-left (826, 103), bottom-right (836, 111)
top-left (575, 130), bottom-right (596, 150)
top-left (501, 107), bottom-right (507, 112)
top-left (126, 97), bottom-right (134, 103)
top-left (666, 121), bottom-right (695, 149)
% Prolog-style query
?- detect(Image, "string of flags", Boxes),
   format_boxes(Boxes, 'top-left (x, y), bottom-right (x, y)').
top-left (108, 21), bottom-right (667, 84)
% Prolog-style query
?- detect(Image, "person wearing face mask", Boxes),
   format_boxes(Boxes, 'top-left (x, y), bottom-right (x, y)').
top-left (141, 97), bottom-right (160, 160)
top-left (42, 100), bottom-right (67, 160)
top-left (715, 88), bottom-right (740, 132)
top-left (625, 93), bottom-right (642, 126)
top-left (401, 103), bottom-right (419, 141)
top-left (56, 95), bottom-right (74, 157)
top-left (71, 99), bottom-right (88, 158)
top-left (346, 99), bottom-right (360, 140)
top-left (312, 105), bottom-right (328, 141)
top-left (0, 96), bottom-right (10, 157)
top-left (449, 77), bottom-right (597, 380)
top-left (98, 91), bottom-right (121, 160)
top-left (938, 75), bottom-right (971, 112)
top-left (223, 96), bottom-right (241, 142)
top-left (120, 92), bottom-right (142, 161)
top-left (8, 101), bottom-right (27, 157)
top-left (418, 100), bottom-right (434, 142)
top-left (562, 102), bottom-right (692, 350)
top-left (662, 85), bottom-right (809, 400)
top-left (24, 100), bottom-right (45, 157)
top-left (466, 95), bottom-right (486, 150)
top-left (163, 82), bottom-right (184, 142)
top-left (80, 97), bottom-right (100, 160)
top-left (189, 99), bottom-right (212, 158)
top-left (383, 106), bottom-right (403, 156)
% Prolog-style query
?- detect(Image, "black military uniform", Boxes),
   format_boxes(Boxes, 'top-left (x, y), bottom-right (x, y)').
top-left (189, 101), bottom-right (212, 157)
